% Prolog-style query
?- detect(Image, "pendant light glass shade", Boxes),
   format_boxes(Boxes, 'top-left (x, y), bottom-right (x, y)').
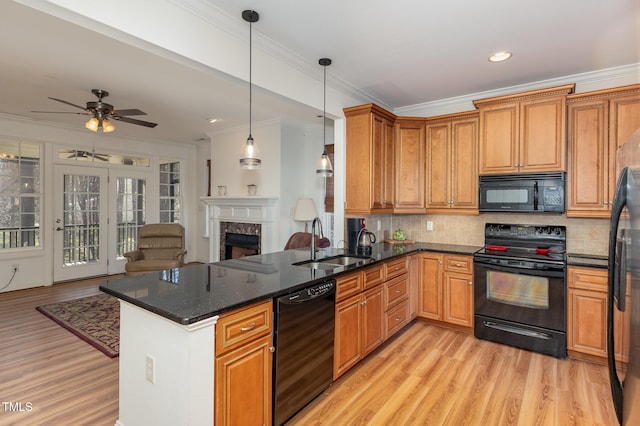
top-left (240, 135), bottom-right (261, 169)
top-left (317, 58), bottom-right (333, 177)
top-left (240, 10), bottom-right (261, 170)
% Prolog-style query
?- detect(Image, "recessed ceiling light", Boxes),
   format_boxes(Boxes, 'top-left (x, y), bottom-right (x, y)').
top-left (208, 117), bottom-right (218, 124)
top-left (489, 51), bottom-right (512, 62)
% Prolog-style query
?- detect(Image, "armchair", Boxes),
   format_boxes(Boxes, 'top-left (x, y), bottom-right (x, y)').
top-left (124, 224), bottom-right (186, 276)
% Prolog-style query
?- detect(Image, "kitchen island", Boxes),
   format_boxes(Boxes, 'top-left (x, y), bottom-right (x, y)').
top-left (100, 242), bottom-right (479, 425)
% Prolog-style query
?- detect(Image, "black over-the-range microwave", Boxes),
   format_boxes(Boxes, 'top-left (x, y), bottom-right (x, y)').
top-left (478, 172), bottom-right (565, 213)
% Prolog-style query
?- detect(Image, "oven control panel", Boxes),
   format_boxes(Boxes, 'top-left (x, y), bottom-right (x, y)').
top-left (485, 223), bottom-right (566, 241)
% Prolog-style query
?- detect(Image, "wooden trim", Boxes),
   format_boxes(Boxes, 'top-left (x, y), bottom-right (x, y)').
top-left (472, 83), bottom-right (575, 108)
top-left (567, 83), bottom-right (640, 102)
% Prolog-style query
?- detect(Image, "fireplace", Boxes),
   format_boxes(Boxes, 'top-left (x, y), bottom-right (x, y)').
top-left (225, 232), bottom-right (260, 259)
top-left (220, 219), bottom-right (262, 260)
top-left (200, 196), bottom-right (278, 262)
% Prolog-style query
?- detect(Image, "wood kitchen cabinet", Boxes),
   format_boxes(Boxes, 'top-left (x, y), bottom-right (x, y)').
top-left (473, 84), bottom-right (574, 175)
top-left (425, 111), bottom-right (479, 214)
top-left (418, 252), bottom-right (474, 329)
top-left (567, 266), bottom-right (629, 364)
top-left (334, 267), bottom-right (385, 379)
top-left (215, 300), bottom-right (273, 426)
top-left (344, 104), bottom-right (396, 214)
top-left (334, 258), bottom-right (411, 379)
top-left (567, 84), bottom-right (640, 218)
top-left (394, 118), bottom-right (426, 213)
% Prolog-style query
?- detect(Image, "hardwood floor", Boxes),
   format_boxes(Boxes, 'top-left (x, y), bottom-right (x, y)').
top-left (288, 321), bottom-right (619, 426)
top-left (1, 278), bottom-right (619, 426)
top-left (0, 276), bottom-right (119, 426)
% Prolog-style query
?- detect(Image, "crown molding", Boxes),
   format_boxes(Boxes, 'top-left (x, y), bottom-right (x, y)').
top-left (394, 63), bottom-right (640, 117)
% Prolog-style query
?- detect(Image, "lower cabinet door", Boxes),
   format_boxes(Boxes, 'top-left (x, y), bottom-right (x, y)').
top-left (334, 294), bottom-right (362, 379)
top-left (215, 334), bottom-right (273, 425)
top-left (443, 272), bottom-right (473, 327)
top-left (362, 286), bottom-right (384, 356)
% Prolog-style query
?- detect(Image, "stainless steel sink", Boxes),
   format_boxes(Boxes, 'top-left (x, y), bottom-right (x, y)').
top-left (292, 254), bottom-right (374, 269)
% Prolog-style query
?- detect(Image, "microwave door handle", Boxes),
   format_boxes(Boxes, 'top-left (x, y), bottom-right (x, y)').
top-left (533, 181), bottom-right (539, 210)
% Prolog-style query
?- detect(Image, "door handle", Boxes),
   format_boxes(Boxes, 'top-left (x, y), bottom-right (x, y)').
top-left (56, 227), bottom-right (63, 231)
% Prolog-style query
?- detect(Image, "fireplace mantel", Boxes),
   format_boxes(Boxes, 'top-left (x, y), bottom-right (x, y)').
top-left (201, 196), bottom-right (279, 262)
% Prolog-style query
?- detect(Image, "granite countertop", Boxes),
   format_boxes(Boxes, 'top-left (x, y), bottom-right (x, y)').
top-left (100, 242), bottom-right (481, 325)
top-left (567, 253), bottom-right (609, 269)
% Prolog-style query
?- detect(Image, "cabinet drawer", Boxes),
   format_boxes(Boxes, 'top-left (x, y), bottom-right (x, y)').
top-left (385, 300), bottom-right (409, 338)
top-left (568, 266), bottom-right (607, 292)
top-left (385, 257), bottom-right (408, 279)
top-left (216, 300), bottom-right (272, 355)
top-left (362, 264), bottom-right (385, 289)
top-left (385, 274), bottom-right (408, 309)
top-left (444, 255), bottom-right (473, 274)
top-left (336, 271), bottom-right (363, 301)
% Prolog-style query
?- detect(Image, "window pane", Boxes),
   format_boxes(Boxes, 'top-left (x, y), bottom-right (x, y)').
top-left (0, 142), bottom-right (41, 249)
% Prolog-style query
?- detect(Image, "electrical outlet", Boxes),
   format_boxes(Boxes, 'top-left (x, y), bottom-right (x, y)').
top-left (146, 354), bottom-right (155, 384)
top-left (426, 221), bottom-right (434, 231)
top-left (11, 264), bottom-right (18, 272)
top-left (377, 220), bottom-right (381, 231)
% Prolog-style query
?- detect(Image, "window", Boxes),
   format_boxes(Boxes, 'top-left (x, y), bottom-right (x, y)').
top-left (160, 161), bottom-right (181, 223)
top-left (116, 177), bottom-right (146, 257)
top-left (0, 141), bottom-right (41, 249)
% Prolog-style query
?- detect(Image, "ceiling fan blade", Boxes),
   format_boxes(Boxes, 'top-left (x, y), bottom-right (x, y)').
top-left (31, 110), bottom-right (91, 115)
top-left (114, 116), bottom-right (158, 128)
top-left (112, 108), bottom-right (146, 116)
top-left (48, 97), bottom-right (88, 111)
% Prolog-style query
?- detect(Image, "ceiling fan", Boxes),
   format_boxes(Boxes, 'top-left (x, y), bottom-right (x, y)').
top-left (32, 89), bottom-right (157, 132)
top-left (62, 150), bottom-right (110, 161)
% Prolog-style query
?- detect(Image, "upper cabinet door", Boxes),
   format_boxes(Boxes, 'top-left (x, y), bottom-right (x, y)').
top-left (450, 116), bottom-right (479, 211)
top-left (566, 99), bottom-right (610, 217)
top-left (394, 119), bottom-right (425, 213)
top-left (478, 103), bottom-right (519, 174)
top-left (425, 121), bottom-right (451, 210)
top-left (519, 96), bottom-right (567, 172)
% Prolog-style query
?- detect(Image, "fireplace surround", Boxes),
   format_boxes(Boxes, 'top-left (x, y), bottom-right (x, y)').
top-left (201, 196), bottom-right (278, 262)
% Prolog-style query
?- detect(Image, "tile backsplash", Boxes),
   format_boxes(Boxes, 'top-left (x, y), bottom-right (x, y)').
top-left (352, 213), bottom-right (609, 256)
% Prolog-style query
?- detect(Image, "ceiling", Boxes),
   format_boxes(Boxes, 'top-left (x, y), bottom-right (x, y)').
top-left (0, 0), bottom-right (637, 144)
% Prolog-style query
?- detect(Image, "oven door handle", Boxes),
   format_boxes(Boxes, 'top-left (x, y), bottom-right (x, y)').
top-left (474, 259), bottom-right (564, 278)
top-left (483, 321), bottom-right (552, 340)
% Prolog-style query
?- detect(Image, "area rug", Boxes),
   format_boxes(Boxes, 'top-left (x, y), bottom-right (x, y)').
top-left (36, 293), bottom-right (119, 358)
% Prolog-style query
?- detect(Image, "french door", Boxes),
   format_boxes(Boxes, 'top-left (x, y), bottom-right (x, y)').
top-left (53, 164), bottom-right (149, 281)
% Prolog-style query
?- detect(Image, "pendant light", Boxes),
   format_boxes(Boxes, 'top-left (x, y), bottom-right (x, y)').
top-left (316, 58), bottom-right (333, 177)
top-left (240, 10), bottom-right (261, 170)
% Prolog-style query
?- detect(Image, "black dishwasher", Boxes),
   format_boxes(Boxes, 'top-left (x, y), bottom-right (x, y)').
top-left (273, 279), bottom-right (336, 425)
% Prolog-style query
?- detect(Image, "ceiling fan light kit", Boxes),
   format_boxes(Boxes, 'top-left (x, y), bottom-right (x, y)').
top-left (316, 58), bottom-right (333, 178)
top-left (239, 9), bottom-right (262, 170)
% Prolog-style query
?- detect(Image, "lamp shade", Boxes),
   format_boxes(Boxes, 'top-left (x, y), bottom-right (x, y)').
top-left (85, 117), bottom-right (99, 132)
top-left (294, 198), bottom-right (318, 222)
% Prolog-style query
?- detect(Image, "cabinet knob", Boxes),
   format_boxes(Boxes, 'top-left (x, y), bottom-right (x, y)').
top-left (468, 281), bottom-right (473, 285)
top-left (361, 301), bottom-right (367, 306)
top-left (395, 289), bottom-right (401, 294)
top-left (395, 317), bottom-right (401, 322)
top-left (240, 323), bottom-right (257, 332)
top-left (269, 346), bottom-right (275, 353)
top-left (455, 263), bottom-right (462, 267)
top-left (604, 201), bottom-right (610, 205)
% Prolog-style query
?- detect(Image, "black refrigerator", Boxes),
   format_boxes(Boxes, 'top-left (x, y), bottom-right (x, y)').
top-left (608, 129), bottom-right (640, 425)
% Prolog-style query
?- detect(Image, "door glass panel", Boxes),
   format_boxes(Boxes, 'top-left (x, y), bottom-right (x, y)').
top-left (116, 177), bottom-right (146, 258)
top-left (486, 270), bottom-right (549, 309)
top-left (62, 174), bottom-right (100, 265)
